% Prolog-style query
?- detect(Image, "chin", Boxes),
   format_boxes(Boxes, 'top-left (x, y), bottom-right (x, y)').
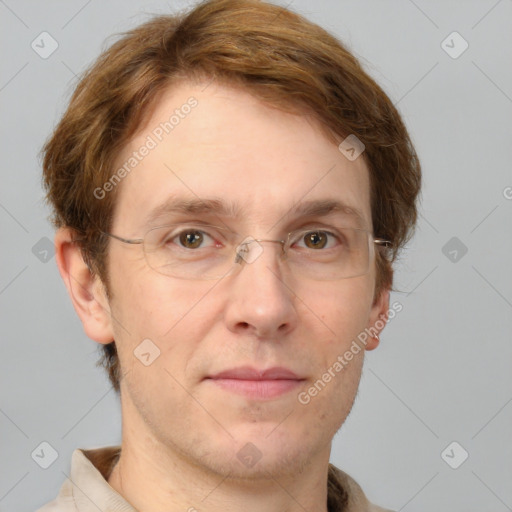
top-left (202, 430), bottom-right (317, 481)
top-left (207, 447), bottom-right (312, 482)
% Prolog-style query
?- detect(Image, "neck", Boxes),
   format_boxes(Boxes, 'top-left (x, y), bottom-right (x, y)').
top-left (108, 450), bottom-right (330, 512)
top-left (107, 397), bottom-right (330, 512)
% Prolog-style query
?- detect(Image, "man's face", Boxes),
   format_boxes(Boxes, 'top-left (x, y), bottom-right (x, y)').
top-left (102, 80), bottom-right (388, 478)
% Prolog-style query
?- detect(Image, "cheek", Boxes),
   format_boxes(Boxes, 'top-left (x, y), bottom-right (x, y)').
top-left (108, 257), bottom-right (199, 351)
top-left (300, 280), bottom-right (372, 412)
top-left (308, 276), bottom-right (374, 342)
top-left (109, 242), bottom-right (197, 325)
top-left (297, 344), bottom-right (364, 443)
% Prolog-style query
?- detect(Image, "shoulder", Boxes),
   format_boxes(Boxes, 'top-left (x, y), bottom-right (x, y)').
top-left (34, 445), bottom-right (123, 512)
top-left (328, 463), bottom-right (395, 512)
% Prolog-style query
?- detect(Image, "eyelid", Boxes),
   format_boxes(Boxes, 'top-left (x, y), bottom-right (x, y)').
top-left (170, 224), bottom-right (235, 248)
top-left (288, 225), bottom-right (345, 239)
top-left (294, 217), bottom-right (354, 231)
top-left (146, 219), bottom-right (237, 234)
top-left (288, 227), bottom-right (342, 248)
top-left (166, 222), bottom-right (238, 236)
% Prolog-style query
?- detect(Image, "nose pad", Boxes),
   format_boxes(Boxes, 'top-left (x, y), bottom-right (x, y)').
top-left (235, 236), bottom-right (264, 264)
top-left (234, 237), bottom-right (285, 266)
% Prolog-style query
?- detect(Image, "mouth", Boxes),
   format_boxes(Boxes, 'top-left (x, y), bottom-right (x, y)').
top-left (205, 366), bottom-right (306, 400)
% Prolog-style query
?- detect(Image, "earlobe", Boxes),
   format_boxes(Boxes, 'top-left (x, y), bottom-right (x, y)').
top-left (364, 287), bottom-right (390, 351)
top-left (54, 228), bottom-right (114, 344)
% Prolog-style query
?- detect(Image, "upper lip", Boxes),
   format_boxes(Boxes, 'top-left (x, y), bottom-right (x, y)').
top-left (208, 366), bottom-right (303, 380)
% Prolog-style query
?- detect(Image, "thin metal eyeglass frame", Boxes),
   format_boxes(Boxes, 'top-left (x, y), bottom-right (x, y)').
top-left (100, 225), bottom-right (392, 278)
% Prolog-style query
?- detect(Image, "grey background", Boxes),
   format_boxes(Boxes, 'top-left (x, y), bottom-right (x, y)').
top-left (1, 0), bottom-right (511, 511)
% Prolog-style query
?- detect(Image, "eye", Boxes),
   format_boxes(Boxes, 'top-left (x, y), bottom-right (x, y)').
top-left (173, 229), bottom-right (216, 249)
top-left (294, 230), bottom-right (338, 250)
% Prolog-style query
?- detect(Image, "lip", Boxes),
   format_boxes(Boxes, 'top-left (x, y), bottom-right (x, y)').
top-left (209, 366), bottom-right (302, 380)
top-left (206, 366), bottom-right (305, 400)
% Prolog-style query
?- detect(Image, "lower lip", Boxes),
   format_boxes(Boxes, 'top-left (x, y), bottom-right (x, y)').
top-left (207, 378), bottom-right (303, 399)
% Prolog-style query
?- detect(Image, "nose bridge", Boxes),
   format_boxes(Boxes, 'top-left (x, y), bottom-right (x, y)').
top-left (225, 236), bottom-right (297, 337)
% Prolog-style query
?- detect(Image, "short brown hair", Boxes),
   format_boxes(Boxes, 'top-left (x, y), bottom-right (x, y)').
top-left (41, 0), bottom-right (421, 393)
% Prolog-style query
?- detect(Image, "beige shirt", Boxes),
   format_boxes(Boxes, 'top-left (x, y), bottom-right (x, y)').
top-left (36, 446), bottom-right (393, 512)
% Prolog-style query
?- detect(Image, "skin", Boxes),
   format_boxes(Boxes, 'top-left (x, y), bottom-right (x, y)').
top-left (55, 80), bottom-right (390, 512)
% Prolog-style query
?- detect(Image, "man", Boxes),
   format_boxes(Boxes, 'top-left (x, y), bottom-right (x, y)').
top-left (38, 0), bottom-right (421, 510)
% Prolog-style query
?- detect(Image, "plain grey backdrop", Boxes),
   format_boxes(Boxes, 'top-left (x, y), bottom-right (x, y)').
top-left (1, 0), bottom-right (511, 511)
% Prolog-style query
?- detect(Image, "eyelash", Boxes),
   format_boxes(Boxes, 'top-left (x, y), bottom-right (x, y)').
top-left (167, 226), bottom-right (342, 250)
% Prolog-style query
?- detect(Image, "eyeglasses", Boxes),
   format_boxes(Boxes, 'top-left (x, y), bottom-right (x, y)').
top-left (102, 224), bottom-right (392, 281)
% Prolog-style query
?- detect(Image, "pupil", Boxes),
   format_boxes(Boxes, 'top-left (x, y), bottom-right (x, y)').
top-left (306, 232), bottom-right (326, 249)
top-left (180, 231), bottom-right (203, 248)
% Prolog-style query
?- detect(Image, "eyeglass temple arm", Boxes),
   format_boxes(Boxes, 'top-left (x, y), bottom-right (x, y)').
top-left (374, 239), bottom-right (392, 248)
top-left (101, 231), bottom-right (144, 245)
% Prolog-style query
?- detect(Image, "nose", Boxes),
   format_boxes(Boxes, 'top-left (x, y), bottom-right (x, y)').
top-left (223, 239), bottom-right (298, 339)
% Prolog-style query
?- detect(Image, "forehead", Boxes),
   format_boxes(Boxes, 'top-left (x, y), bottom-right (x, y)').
top-left (110, 81), bottom-right (372, 233)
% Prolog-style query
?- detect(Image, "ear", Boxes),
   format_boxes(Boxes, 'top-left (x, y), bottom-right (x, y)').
top-left (364, 286), bottom-right (390, 351)
top-left (54, 227), bottom-right (114, 344)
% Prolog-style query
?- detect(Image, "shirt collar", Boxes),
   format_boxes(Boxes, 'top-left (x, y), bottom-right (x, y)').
top-left (49, 445), bottom-right (382, 512)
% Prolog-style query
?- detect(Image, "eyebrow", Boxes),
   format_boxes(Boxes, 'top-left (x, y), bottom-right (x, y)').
top-left (144, 197), bottom-right (367, 229)
top-left (291, 199), bottom-right (366, 226)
